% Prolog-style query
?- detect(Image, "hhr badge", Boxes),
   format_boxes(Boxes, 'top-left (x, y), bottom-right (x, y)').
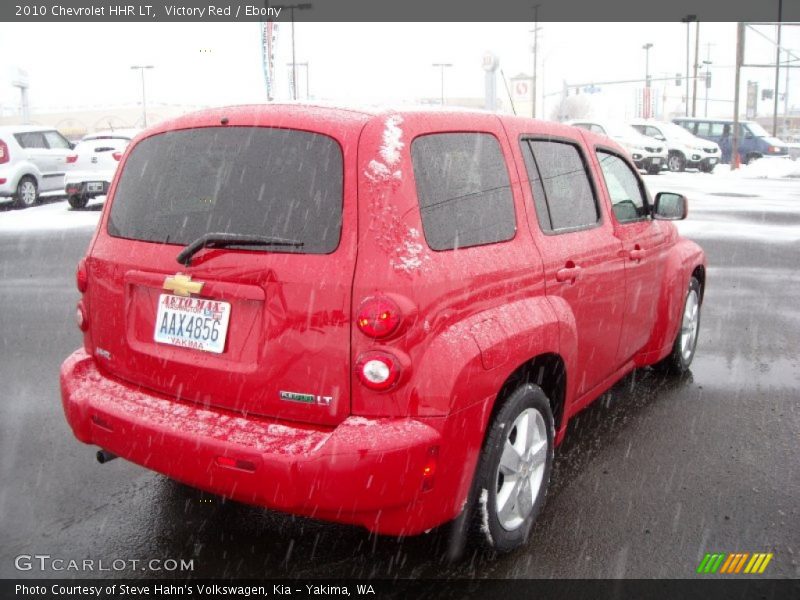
top-left (163, 273), bottom-right (204, 297)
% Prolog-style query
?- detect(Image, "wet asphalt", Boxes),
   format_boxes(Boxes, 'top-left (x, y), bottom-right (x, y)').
top-left (0, 174), bottom-right (797, 580)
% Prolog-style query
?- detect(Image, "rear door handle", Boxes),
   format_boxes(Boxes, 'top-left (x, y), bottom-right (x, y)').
top-left (556, 263), bottom-right (581, 283)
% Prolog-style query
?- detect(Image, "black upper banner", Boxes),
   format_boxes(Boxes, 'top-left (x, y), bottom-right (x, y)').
top-left (3, 0), bottom-right (800, 22)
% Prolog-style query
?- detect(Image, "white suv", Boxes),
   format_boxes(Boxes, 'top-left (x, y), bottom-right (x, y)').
top-left (630, 119), bottom-right (720, 173)
top-left (566, 120), bottom-right (668, 175)
top-left (0, 125), bottom-right (75, 208)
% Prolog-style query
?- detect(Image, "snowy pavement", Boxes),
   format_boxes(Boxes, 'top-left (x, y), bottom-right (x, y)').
top-left (0, 195), bottom-right (104, 232)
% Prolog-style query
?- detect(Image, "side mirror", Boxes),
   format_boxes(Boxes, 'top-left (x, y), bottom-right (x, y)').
top-left (653, 192), bottom-right (688, 220)
top-left (655, 135), bottom-right (666, 141)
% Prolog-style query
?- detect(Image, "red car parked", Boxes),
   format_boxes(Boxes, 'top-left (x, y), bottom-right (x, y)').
top-left (61, 105), bottom-right (706, 553)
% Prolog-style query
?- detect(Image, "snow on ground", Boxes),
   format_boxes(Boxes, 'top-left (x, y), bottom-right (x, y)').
top-left (0, 195), bottom-right (103, 233)
top-left (646, 171), bottom-right (800, 243)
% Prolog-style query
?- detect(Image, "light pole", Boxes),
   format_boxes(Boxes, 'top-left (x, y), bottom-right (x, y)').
top-left (432, 63), bottom-right (453, 106)
top-left (681, 14), bottom-right (696, 116)
top-left (130, 65), bottom-right (154, 127)
top-left (275, 3), bottom-right (312, 100)
top-left (703, 60), bottom-right (712, 117)
top-left (287, 61), bottom-right (310, 99)
top-left (642, 43), bottom-right (653, 118)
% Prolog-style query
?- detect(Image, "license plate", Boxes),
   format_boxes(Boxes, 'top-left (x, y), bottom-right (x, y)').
top-left (651, 158), bottom-right (661, 164)
top-left (86, 181), bottom-right (104, 193)
top-left (154, 294), bottom-right (231, 354)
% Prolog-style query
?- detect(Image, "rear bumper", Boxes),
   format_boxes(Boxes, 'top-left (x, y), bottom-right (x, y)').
top-left (60, 349), bottom-right (449, 535)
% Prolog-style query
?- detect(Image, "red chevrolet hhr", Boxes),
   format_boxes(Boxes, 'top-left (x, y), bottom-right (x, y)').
top-left (61, 105), bottom-right (706, 553)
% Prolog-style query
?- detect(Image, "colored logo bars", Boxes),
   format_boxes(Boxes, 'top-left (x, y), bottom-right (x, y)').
top-left (697, 552), bottom-right (773, 574)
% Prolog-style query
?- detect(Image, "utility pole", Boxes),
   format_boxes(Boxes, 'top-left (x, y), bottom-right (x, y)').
top-left (732, 22), bottom-right (745, 170)
top-left (642, 43), bottom-right (653, 118)
top-left (692, 20), bottom-right (701, 116)
top-left (531, 4), bottom-right (541, 118)
top-left (275, 3), bottom-right (313, 101)
top-left (773, 0), bottom-right (783, 135)
top-left (682, 15), bottom-right (696, 116)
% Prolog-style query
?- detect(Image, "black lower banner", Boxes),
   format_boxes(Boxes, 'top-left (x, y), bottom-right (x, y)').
top-left (2, 579), bottom-right (799, 600)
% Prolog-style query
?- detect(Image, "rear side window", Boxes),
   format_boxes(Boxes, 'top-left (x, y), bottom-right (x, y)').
top-left (108, 127), bottom-right (343, 254)
top-left (14, 131), bottom-right (47, 149)
top-left (411, 133), bottom-right (515, 251)
top-left (521, 139), bottom-right (599, 232)
top-left (596, 151), bottom-right (649, 223)
top-left (43, 131), bottom-right (71, 150)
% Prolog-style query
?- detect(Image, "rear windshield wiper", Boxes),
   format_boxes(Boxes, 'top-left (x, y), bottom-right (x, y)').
top-left (176, 232), bottom-right (304, 266)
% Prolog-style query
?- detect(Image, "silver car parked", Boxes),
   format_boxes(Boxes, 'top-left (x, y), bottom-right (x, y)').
top-left (0, 125), bottom-right (74, 208)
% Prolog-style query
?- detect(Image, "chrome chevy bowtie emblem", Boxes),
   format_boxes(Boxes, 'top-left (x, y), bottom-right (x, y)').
top-left (163, 273), bottom-right (204, 297)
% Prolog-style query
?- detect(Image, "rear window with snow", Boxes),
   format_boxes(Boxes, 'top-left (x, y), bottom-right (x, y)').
top-left (108, 127), bottom-right (343, 254)
top-left (411, 133), bottom-right (515, 251)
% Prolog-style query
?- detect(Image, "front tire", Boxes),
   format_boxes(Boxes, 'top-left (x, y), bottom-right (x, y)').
top-left (667, 152), bottom-right (686, 172)
top-left (471, 384), bottom-right (554, 553)
top-left (13, 176), bottom-right (38, 209)
top-left (655, 276), bottom-right (702, 375)
top-left (647, 163), bottom-right (662, 175)
top-left (698, 162), bottom-right (715, 173)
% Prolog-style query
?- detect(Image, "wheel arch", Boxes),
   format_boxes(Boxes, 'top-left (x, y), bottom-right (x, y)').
top-left (489, 353), bottom-right (567, 442)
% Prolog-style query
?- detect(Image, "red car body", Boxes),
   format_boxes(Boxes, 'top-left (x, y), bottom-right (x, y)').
top-left (61, 105), bottom-right (706, 537)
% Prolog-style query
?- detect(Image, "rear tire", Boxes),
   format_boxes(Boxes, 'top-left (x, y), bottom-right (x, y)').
top-left (68, 194), bottom-right (89, 209)
top-left (13, 176), bottom-right (38, 209)
top-left (744, 153), bottom-right (761, 165)
top-left (469, 384), bottom-right (554, 553)
top-left (655, 276), bottom-right (702, 375)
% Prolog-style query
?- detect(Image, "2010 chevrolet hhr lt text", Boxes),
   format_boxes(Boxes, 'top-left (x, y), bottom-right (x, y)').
top-left (61, 105), bottom-right (706, 553)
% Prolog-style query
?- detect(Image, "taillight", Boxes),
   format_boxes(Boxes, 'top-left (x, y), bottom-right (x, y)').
top-left (0, 139), bottom-right (8, 164)
top-left (112, 151), bottom-right (122, 161)
top-left (356, 351), bottom-right (401, 391)
top-left (76, 301), bottom-right (88, 331)
top-left (76, 258), bottom-right (88, 293)
top-left (66, 154), bottom-right (78, 163)
top-left (356, 296), bottom-right (402, 338)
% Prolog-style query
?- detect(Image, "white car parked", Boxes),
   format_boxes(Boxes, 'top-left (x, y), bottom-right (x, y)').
top-left (0, 125), bottom-right (74, 208)
top-left (566, 120), bottom-right (668, 175)
top-left (64, 129), bottom-right (140, 208)
top-left (630, 119), bottom-right (720, 173)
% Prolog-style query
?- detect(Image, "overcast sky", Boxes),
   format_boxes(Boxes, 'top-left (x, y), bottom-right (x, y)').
top-left (0, 22), bottom-right (797, 119)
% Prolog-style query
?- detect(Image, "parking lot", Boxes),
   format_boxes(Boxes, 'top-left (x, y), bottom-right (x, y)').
top-left (0, 169), bottom-right (797, 579)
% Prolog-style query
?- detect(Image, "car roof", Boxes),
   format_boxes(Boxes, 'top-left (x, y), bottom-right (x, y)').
top-left (82, 128), bottom-right (141, 140)
top-left (0, 125), bottom-right (58, 134)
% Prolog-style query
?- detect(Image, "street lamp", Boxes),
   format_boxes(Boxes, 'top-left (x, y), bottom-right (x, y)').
top-left (130, 65), bottom-right (154, 127)
top-left (703, 60), bottom-right (712, 117)
top-left (287, 61), bottom-right (310, 99)
top-left (432, 63), bottom-right (453, 106)
top-left (681, 14), bottom-right (697, 116)
top-left (642, 43), bottom-right (653, 88)
top-left (274, 3), bottom-right (313, 100)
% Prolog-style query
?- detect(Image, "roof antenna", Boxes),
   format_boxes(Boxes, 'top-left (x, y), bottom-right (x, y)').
top-left (500, 69), bottom-right (517, 116)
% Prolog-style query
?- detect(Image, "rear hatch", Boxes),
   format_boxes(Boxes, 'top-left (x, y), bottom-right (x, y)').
top-left (70, 137), bottom-right (130, 180)
top-left (85, 120), bottom-right (359, 427)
